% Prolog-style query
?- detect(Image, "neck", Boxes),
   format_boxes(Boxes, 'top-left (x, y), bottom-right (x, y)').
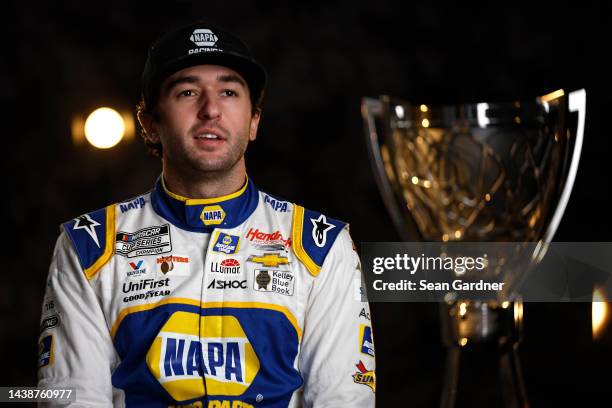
top-left (162, 160), bottom-right (247, 199)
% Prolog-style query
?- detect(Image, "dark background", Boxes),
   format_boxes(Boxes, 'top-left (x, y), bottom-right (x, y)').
top-left (4, 1), bottom-right (610, 406)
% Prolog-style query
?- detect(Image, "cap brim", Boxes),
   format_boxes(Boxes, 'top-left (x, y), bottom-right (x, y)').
top-left (148, 52), bottom-right (266, 102)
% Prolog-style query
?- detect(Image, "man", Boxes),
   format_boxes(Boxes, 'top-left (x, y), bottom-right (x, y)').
top-left (38, 22), bottom-right (375, 407)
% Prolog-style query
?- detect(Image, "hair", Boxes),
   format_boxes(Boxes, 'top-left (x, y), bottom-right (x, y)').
top-left (136, 87), bottom-right (265, 158)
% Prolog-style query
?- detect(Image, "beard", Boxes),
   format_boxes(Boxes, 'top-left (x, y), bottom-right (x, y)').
top-left (162, 126), bottom-right (251, 179)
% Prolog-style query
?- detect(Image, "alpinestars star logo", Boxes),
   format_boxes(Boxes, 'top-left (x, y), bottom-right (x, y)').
top-left (73, 214), bottom-right (101, 247)
top-left (311, 215), bottom-right (334, 248)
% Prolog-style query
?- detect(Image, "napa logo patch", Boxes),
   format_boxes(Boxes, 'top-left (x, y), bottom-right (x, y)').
top-left (119, 196), bottom-right (146, 213)
top-left (212, 232), bottom-right (240, 254)
top-left (201, 205), bottom-right (225, 226)
top-left (38, 335), bottom-right (53, 368)
top-left (146, 312), bottom-right (260, 402)
top-left (353, 360), bottom-right (375, 393)
top-left (263, 194), bottom-right (289, 212)
top-left (360, 325), bottom-right (375, 357)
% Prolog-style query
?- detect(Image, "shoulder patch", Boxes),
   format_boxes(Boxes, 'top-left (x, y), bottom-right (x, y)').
top-left (262, 192), bottom-right (291, 213)
top-left (63, 204), bottom-right (116, 280)
top-left (291, 204), bottom-right (346, 276)
top-left (118, 194), bottom-right (147, 214)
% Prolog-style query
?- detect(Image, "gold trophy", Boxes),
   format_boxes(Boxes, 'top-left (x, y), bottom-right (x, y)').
top-left (361, 89), bottom-right (586, 407)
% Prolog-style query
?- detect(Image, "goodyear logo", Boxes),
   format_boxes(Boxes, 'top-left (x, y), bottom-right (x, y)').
top-left (353, 361), bottom-right (375, 393)
top-left (213, 232), bottom-right (240, 254)
top-left (201, 206), bottom-right (226, 226)
top-left (360, 325), bottom-right (375, 357)
top-left (147, 312), bottom-right (259, 402)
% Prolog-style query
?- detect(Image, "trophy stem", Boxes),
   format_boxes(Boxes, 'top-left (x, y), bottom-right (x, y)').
top-left (499, 343), bottom-right (529, 408)
top-left (439, 301), bottom-right (529, 408)
top-left (440, 345), bottom-right (460, 408)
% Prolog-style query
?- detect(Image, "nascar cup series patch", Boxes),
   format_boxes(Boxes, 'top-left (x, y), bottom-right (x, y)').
top-left (116, 225), bottom-right (172, 258)
top-left (146, 311), bottom-right (260, 402)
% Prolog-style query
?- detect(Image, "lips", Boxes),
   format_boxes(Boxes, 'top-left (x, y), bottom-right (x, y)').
top-left (192, 127), bottom-right (226, 141)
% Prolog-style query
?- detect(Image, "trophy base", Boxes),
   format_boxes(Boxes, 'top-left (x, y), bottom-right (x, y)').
top-left (439, 301), bottom-right (529, 408)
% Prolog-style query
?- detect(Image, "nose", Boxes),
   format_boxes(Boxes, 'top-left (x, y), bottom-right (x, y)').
top-left (197, 95), bottom-right (221, 120)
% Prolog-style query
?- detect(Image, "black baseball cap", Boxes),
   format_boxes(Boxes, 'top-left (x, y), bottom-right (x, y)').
top-left (141, 22), bottom-right (267, 107)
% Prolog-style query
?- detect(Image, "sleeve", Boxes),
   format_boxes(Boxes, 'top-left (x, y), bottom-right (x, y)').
top-left (37, 231), bottom-right (120, 407)
top-left (298, 228), bottom-right (376, 407)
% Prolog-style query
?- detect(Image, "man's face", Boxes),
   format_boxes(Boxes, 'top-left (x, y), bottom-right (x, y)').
top-left (148, 64), bottom-right (260, 177)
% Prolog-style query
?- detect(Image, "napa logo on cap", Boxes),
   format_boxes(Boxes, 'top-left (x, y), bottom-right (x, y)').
top-left (201, 205), bottom-right (226, 226)
top-left (146, 311), bottom-right (260, 402)
top-left (190, 29), bottom-right (218, 47)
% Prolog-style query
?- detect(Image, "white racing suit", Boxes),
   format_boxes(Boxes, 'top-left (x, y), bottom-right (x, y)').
top-left (38, 177), bottom-right (376, 407)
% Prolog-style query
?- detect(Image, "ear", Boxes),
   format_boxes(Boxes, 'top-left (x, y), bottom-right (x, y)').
top-left (249, 110), bottom-right (261, 142)
top-left (137, 110), bottom-right (161, 144)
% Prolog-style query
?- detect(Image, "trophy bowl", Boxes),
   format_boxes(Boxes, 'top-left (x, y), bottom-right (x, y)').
top-left (361, 89), bottom-right (586, 407)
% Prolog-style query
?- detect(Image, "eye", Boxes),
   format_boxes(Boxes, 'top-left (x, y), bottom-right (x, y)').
top-left (222, 89), bottom-right (238, 97)
top-left (178, 89), bottom-right (195, 97)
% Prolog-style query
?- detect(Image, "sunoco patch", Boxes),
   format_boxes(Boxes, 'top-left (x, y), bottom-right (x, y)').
top-left (116, 224), bottom-right (172, 258)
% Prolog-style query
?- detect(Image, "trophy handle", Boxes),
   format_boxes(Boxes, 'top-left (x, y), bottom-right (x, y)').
top-left (362, 97), bottom-right (417, 240)
top-left (540, 89), bottom-right (586, 244)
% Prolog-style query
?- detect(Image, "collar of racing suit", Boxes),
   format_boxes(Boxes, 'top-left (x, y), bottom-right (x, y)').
top-left (150, 175), bottom-right (260, 233)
